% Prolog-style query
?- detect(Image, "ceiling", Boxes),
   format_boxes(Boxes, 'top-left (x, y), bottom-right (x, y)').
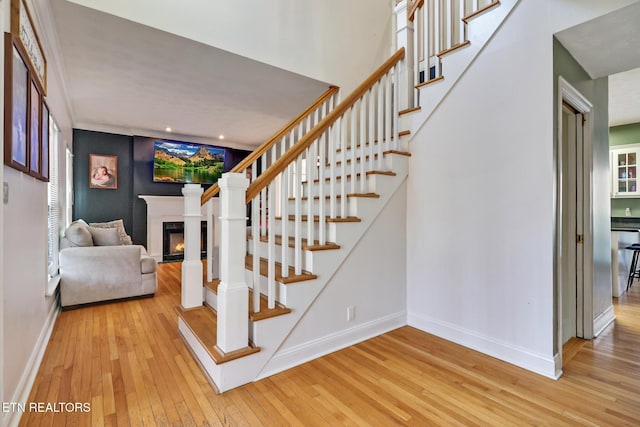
top-left (554, 1), bottom-right (640, 127)
top-left (46, 0), bottom-right (330, 147)
top-left (43, 0), bottom-right (640, 145)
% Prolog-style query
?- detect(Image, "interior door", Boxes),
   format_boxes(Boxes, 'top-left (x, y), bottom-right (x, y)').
top-left (561, 102), bottom-right (585, 343)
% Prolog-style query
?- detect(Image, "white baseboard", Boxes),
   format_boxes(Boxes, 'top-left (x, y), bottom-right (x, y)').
top-left (257, 312), bottom-right (406, 380)
top-left (553, 352), bottom-right (563, 380)
top-left (593, 305), bottom-right (615, 337)
top-left (4, 301), bottom-right (59, 427)
top-left (408, 312), bottom-right (558, 379)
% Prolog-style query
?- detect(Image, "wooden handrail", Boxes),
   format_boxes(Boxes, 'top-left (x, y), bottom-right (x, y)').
top-left (246, 48), bottom-right (405, 203)
top-left (408, 0), bottom-right (424, 22)
top-left (200, 85), bottom-right (339, 205)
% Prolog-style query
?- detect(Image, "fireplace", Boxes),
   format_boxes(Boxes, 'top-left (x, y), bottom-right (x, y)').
top-left (162, 221), bottom-right (207, 262)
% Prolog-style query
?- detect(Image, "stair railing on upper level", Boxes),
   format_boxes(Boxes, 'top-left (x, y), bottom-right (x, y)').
top-left (397, 0), bottom-right (500, 108)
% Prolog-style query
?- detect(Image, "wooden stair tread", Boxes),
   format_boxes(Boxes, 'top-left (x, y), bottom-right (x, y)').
top-left (248, 234), bottom-right (341, 251)
top-left (462, 0), bottom-right (500, 23)
top-left (399, 106), bottom-right (421, 115)
top-left (248, 289), bottom-right (292, 321)
top-left (276, 215), bottom-right (361, 223)
top-left (176, 306), bottom-right (260, 364)
top-left (204, 281), bottom-right (292, 321)
top-left (287, 192), bottom-right (380, 201)
top-left (437, 40), bottom-right (471, 58)
top-left (335, 131), bottom-right (411, 153)
top-left (302, 170), bottom-right (396, 184)
top-left (245, 254), bottom-right (317, 284)
top-left (330, 150), bottom-right (411, 166)
top-left (416, 76), bottom-right (444, 89)
top-left (204, 279), bottom-right (220, 292)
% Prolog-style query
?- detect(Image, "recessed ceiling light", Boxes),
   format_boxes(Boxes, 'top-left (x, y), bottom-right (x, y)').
top-left (165, 127), bottom-right (172, 132)
top-left (218, 134), bottom-right (225, 140)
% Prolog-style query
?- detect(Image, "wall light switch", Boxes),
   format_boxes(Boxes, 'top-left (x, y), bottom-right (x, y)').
top-left (3, 182), bottom-right (8, 204)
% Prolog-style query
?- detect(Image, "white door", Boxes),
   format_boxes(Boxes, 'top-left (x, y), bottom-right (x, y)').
top-left (561, 102), bottom-right (586, 344)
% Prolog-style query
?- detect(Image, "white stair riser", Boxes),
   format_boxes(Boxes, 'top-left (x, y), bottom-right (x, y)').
top-left (284, 196), bottom-right (371, 217)
top-left (294, 154), bottom-right (408, 197)
top-left (247, 239), bottom-right (314, 273)
top-left (272, 218), bottom-right (353, 243)
top-left (245, 271), bottom-right (291, 305)
top-left (204, 286), bottom-right (217, 311)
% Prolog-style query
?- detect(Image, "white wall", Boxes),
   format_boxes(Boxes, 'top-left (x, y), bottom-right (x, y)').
top-left (65, 0), bottom-right (395, 95)
top-left (406, 0), bottom-right (557, 377)
top-left (406, 0), bottom-right (634, 379)
top-left (1, 0), bottom-right (73, 424)
top-left (264, 183), bottom-right (407, 374)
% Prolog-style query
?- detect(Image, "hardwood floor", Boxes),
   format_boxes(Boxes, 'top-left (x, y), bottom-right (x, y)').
top-left (20, 262), bottom-right (640, 426)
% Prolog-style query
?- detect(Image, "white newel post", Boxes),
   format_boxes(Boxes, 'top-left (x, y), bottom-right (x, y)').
top-left (217, 173), bottom-right (250, 353)
top-left (181, 184), bottom-right (204, 309)
top-left (394, 0), bottom-right (414, 110)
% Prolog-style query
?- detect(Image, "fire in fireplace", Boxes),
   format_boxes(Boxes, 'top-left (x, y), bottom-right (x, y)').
top-left (162, 221), bottom-right (207, 262)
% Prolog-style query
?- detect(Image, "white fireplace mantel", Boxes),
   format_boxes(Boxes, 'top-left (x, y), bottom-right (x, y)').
top-left (139, 194), bottom-right (216, 262)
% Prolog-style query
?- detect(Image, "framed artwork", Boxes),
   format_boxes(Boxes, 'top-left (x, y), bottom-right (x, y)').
top-left (89, 154), bottom-right (118, 189)
top-left (11, 0), bottom-right (47, 93)
top-left (4, 33), bottom-right (29, 172)
top-left (40, 101), bottom-right (50, 181)
top-left (29, 78), bottom-right (41, 177)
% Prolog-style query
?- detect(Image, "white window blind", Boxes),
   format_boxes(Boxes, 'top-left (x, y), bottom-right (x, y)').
top-left (47, 118), bottom-right (60, 277)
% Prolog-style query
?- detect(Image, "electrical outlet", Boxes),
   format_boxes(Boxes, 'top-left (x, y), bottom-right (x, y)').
top-left (347, 305), bottom-right (355, 321)
top-left (3, 182), bottom-right (8, 204)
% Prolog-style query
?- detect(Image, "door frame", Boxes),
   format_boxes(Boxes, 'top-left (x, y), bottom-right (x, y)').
top-left (556, 76), bottom-right (594, 367)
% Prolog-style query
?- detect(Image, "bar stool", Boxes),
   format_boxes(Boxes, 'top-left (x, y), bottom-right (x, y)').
top-left (625, 243), bottom-right (640, 291)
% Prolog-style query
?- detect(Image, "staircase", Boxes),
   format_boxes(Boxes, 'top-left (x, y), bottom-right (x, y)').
top-left (177, 0), bottom-right (519, 393)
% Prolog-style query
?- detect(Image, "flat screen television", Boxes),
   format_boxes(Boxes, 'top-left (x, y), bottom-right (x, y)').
top-left (153, 140), bottom-right (226, 184)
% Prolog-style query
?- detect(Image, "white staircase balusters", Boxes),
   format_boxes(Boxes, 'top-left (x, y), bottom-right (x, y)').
top-left (376, 80), bottom-right (384, 170)
top-left (251, 162), bottom-right (260, 313)
top-left (339, 116), bottom-right (347, 218)
top-left (329, 122), bottom-right (337, 220)
top-left (280, 137), bottom-right (289, 280)
top-left (393, 63), bottom-right (401, 151)
top-left (294, 153), bottom-right (303, 275)
top-left (267, 180), bottom-right (276, 309)
top-left (205, 197), bottom-right (219, 283)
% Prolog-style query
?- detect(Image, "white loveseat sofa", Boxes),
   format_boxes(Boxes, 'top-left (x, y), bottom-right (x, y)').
top-left (59, 219), bottom-right (157, 309)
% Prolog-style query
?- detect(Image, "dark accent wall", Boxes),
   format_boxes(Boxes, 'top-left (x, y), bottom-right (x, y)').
top-left (73, 129), bottom-right (134, 235)
top-left (73, 130), bottom-right (251, 246)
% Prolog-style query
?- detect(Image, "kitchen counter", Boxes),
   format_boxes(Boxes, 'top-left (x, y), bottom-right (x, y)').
top-left (611, 217), bottom-right (640, 231)
top-left (611, 224), bottom-right (639, 297)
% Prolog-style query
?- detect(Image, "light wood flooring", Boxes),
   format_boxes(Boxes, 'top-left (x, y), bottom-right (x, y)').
top-left (20, 262), bottom-right (640, 426)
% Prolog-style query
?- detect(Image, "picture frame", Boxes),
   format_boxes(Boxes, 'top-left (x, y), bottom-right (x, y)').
top-left (89, 154), bottom-right (118, 189)
top-left (28, 78), bottom-right (41, 177)
top-left (4, 33), bottom-right (30, 172)
top-left (11, 0), bottom-right (47, 93)
top-left (40, 101), bottom-right (49, 181)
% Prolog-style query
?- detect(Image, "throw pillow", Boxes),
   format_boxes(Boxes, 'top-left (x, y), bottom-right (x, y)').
top-left (89, 219), bottom-right (133, 245)
top-left (88, 226), bottom-right (121, 246)
top-left (64, 220), bottom-right (94, 247)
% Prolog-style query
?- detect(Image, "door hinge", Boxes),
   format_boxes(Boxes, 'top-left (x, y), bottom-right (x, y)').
top-left (576, 234), bottom-right (584, 244)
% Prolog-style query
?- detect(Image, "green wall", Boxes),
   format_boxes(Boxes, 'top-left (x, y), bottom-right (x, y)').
top-left (610, 122), bottom-right (640, 217)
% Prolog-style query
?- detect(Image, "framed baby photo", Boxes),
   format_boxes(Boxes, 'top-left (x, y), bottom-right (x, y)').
top-left (89, 154), bottom-right (118, 189)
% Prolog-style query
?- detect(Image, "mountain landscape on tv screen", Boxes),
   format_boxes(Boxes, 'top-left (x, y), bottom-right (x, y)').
top-left (153, 141), bottom-right (225, 184)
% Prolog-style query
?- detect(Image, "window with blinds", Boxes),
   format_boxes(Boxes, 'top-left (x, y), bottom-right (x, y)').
top-left (47, 117), bottom-right (60, 277)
